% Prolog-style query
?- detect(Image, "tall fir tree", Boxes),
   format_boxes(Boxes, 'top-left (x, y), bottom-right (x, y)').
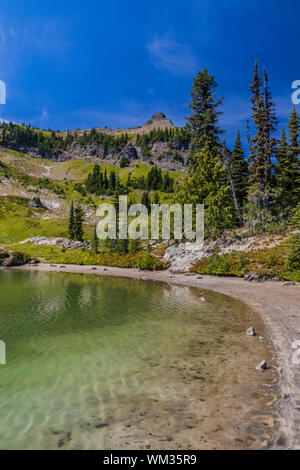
top-left (74, 205), bottom-right (84, 241)
top-left (246, 61), bottom-right (278, 226)
top-left (263, 68), bottom-right (278, 183)
top-left (276, 129), bottom-right (296, 211)
top-left (248, 59), bottom-right (267, 189)
top-left (187, 68), bottom-right (223, 165)
top-left (68, 201), bottom-right (75, 240)
top-left (288, 105), bottom-right (300, 159)
top-left (230, 130), bottom-right (249, 207)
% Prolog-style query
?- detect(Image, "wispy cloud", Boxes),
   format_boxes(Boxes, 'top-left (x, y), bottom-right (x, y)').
top-left (41, 108), bottom-right (49, 122)
top-left (22, 18), bottom-right (75, 56)
top-left (146, 35), bottom-right (197, 76)
top-left (0, 18), bottom-right (75, 78)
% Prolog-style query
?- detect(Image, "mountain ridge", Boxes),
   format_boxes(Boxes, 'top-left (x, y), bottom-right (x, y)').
top-left (59, 112), bottom-right (175, 137)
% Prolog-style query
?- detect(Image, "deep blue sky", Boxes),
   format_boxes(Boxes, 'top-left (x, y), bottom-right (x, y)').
top-left (0, 0), bottom-right (299, 147)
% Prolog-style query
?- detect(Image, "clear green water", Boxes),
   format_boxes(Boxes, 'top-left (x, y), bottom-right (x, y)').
top-left (0, 270), bottom-right (268, 450)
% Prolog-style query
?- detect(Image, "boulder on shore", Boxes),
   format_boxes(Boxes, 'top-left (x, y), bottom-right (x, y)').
top-left (246, 326), bottom-right (256, 336)
top-left (256, 360), bottom-right (267, 371)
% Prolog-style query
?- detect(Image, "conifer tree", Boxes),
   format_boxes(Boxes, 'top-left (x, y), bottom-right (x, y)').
top-left (230, 130), bottom-right (249, 207)
top-left (187, 68), bottom-right (223, 164)
top-left (141, 191), bottom-right (151, 212)
top-left (248, 59), bottom-right (267, 189)
top-left (246, 61), bottom-right (278, 226)
top-left (263, 68), bottom-right (278, 183)
top-left (154, 192), bottom-right (160, 204)
top-left (176, 142), bottom-right (234, 239)
top-left (91, 225), bottom-right (99, 254)
top-left (74, 205), bottom-right (84, 241)
top-left (274, 108), bottom-right (300, 213)
top-left (288, 105), bottom-right (300, 157)
top-left (68, 201), bottom-right (75, 240)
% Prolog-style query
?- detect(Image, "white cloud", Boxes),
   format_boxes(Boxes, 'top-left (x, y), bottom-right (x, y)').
top-left (146, 35), bottom-right (197, 76)
top-left (41, 108), bottom-right (49, 122)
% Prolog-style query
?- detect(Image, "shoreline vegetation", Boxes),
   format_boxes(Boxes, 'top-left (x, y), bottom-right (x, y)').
top-left (8, 262), bottom-right (300, 450)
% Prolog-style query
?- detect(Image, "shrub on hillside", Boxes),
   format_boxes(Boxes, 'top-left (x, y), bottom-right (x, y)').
top-left (286, 234), bottom-right (300, 270)
top-left (133, 252), bottom-right (166, 271)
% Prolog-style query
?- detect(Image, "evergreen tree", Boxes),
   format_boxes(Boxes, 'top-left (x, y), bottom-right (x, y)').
top-left (68, 202), bottom-right (75, 240)
top-left (163, 173), bottom-right (174, 192)
top-left (290, 203), bottom-right (300, 229)
top-left (126, 172), bottom-right (132, 189)
top-left (91, 225), bottom-right (99, 254)
top-left (286, 233), bottom-right (300, 270)
top-left (248, 59), bottom-right (267, 189)
top-left (74, 205), bottom-right (84, 241)
top-left (288, 105), bottom-right (300, 158)
top-left (246, 61), bottom-right (278, 226)
top-left (263, 69), bottom-right (278, 183)
top-left (154, 192), bottom-right (160, 204)
top-left (275, 128), bottom-right (298, 212)
top-left (141, 191), bottom-right (151, 212)
top-left (275, 107), bottom-right (300, 212)
top-left (187, 68), bottom-right (223, 164)
top-left (230, 130), bottom-right (249, 207)
top-left (177, 142), bottom-right (234, 239)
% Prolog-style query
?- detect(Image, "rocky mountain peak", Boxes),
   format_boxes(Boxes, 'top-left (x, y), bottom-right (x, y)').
top-left (150, 112), bottom-right (167, 121)
top-left (144, 112), bottom-right (174, 129)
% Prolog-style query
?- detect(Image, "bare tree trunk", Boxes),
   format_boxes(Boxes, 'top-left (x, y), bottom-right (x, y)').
top-left (220, 145), bottom-right (243, 225)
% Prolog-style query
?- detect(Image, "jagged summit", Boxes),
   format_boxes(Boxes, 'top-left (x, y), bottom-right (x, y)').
top-left (143, 112), bottom-right (174, 131)
top-left (150, 112), bottom-right (166, 121)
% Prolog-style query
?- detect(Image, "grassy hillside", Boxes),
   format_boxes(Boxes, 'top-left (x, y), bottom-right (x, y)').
top-left (0, 196), bottom-right (69, 243)
top-left (0, 146), bottom-right (180, 269)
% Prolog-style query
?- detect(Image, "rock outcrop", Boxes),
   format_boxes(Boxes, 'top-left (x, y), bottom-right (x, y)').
top-left (19, 236), bottom-right (86, 250)
top-left (163, 233), bottom-right (284, 273)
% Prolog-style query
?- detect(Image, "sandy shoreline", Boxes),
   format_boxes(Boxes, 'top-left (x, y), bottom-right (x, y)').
top-left (9, 263), bottom-right (300, 450)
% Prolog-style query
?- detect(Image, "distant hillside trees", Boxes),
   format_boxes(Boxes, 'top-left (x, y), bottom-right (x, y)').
top-left (0, 122), bottom-right (130, 158)
top-left (136, 126), bottom-right (192, 156)
top-left (83, 164), bottom-right (175, 196)
top-left (85, 164), bottom-right (124, 196)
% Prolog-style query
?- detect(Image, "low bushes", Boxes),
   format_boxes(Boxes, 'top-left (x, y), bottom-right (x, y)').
top-left (5, 243), bottom-right (168, 271)
top-left (286, 233), bottom-right (300, 270)
top-left (191, 239), bottom-right (300, 281)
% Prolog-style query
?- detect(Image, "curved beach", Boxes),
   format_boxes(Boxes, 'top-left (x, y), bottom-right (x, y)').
top-left (10, 263), bottom-right (300, 450)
